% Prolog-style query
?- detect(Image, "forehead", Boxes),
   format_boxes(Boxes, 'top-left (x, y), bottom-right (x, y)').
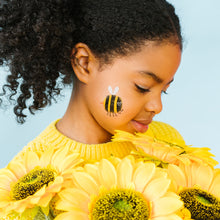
top-left (118, 41), bottom-right (182, 80)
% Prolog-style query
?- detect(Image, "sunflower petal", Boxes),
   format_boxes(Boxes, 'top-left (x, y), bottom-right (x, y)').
top-left (0, 169), bottom-right (17, 191)
top-left (54, 211), bottom-right (88, 220)
top-left (152, 197), bottom-right (183, 217)
top-left (24, 151), bottom-right (40, 172)
top-left (168, 164), bottom-right (187, 188)
top-left (59, 153), bottom-right (80, 172)
top-left (152, 168), bottom-right (167, 180)
top-left (209, 169), bottom-right (220, 197)
top-left (72, 172), bottom-right (99, 195)
top-left (133, 162), bottom-right (155, 192)
top-left (0, 189), bottom-right (10, 201)
top-left (98, 159), bottom-right (117, 189)
top-left (52, 146), bottom-right (69, 169)
top-left (194, 164), bottom-right (214, 190)
top-left (151, 214), bottom-right (183, 220)
top-left (117, 157), bottom-right (133, 188)
top-left (39, 146), bottom-right (55, 167)
top-left (143, 178), bottom-right (170, 201)
top-left (84, 164), bottom-right (99, 183)
top-left (7, 161), bottom-right (27, 180)
top-left (57, 188), bottom-right (90, 212)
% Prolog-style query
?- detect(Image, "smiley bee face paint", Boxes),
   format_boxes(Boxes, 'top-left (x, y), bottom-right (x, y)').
top-left (103, 86), bottom-right (123, 116)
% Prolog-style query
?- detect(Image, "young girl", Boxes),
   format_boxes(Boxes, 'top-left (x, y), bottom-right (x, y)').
top-left (1, 1), bottom-right (220, 220)
top-left (0, 0), bottom-right (182, 160)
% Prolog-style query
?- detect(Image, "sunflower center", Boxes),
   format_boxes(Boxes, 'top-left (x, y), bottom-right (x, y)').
top-left (113, 200), bottom-right (132, 212)
top-left (179, 188), bottom-right (220, 220)
top-left (91, 189), bottom-right (150, 220)
top-left (49, 195), bottom-right (64, 218)
top-left (196, 195), bottom-right (212, 205)
top-left (12, 167), bottom-right (55, 200)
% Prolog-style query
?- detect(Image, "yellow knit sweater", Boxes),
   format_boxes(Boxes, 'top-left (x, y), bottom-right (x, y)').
top-left (14, 119), bottom-right (186, 163)
top-left (15, 119), bottom-right (137, 162)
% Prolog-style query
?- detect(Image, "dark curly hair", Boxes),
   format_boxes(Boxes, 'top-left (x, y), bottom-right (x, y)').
top-left (0, 0), bottom-right (182, 123)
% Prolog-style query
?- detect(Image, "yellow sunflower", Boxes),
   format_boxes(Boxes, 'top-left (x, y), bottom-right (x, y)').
top-left (0, 145), bottom-right (83, 219)
top-left (146, 121), bottom-right (218, 167)
top-left (168, 163), bottom-right (220, 220)
top-left (112, 122), bottom-right (218, 167)
top-left (55, 156), bottom-right (183, 220)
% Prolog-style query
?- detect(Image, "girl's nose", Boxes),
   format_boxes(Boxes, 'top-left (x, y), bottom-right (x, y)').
top-left (144, 94), bottom-right (163, 115)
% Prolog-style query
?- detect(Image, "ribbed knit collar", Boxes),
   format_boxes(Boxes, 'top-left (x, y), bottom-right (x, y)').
top-left (35, 119), bottom-right (136, 161)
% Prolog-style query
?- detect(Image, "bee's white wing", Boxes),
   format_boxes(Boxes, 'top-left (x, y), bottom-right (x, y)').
top-left (113, 86), bottom-right (119, 95)
top-left (108, 86), bottom-right (113, 94)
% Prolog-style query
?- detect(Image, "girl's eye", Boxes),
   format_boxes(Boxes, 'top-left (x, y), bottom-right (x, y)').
top-left (135, 84), bottom-right (150, 93)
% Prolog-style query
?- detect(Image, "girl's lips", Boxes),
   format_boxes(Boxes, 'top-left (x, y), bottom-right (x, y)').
top-left (131, 120), bottom-right (149, 133)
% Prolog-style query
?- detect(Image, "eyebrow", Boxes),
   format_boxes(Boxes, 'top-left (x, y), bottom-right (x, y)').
top-left (137, 70), bottom-right (174, 85)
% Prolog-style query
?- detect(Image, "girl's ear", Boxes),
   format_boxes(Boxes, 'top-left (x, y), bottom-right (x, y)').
top-left (71, 43), bottom-right (97, 84)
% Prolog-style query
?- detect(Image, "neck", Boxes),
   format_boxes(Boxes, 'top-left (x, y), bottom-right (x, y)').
top-left (56, 89), bottom-right (112, 144)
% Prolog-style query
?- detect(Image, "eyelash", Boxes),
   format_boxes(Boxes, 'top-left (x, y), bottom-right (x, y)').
top-left (135, 84), bottom-right (150, 93)
top-left (135, 84), bottom-right (168, 95)
top-left (162, 90), bottom-right (168, 95)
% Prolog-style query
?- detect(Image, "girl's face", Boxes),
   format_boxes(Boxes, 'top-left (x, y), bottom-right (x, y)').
top-left (82, 42), bottom-right (181, 137)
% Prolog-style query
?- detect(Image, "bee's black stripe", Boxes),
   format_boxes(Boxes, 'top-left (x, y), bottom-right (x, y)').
top-left (117, 97), bottom-right (122, 112)
top-left (110, 95), bottom-right (116, 112)
top-left (105, 96), bottom-right (109, 111)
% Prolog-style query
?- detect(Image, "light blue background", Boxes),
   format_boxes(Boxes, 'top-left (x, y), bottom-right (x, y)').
top-left (0, 0), bottom-right (220, 168)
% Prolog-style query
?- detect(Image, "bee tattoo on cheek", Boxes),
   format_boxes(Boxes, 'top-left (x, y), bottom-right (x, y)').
top-left (103, 86), bottom-right (123, 116)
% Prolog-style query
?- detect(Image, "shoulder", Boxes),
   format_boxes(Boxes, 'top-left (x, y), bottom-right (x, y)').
top-left (13, 119), bottom-right (61, 161)
top-left (145, 121), bottom-right (186, 148)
